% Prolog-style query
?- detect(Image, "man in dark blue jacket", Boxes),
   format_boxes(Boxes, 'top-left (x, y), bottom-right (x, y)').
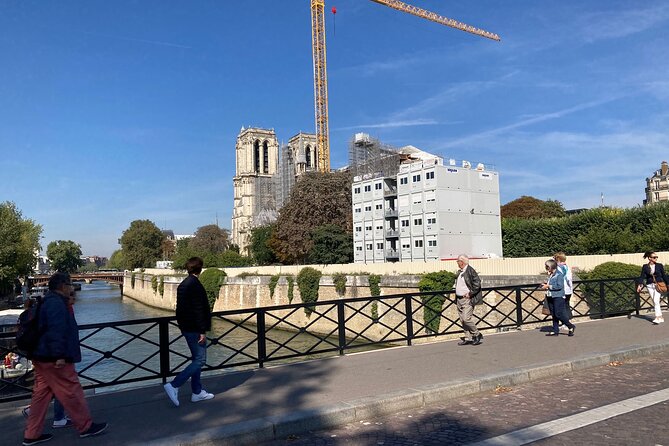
top-left (163, 257), bottom-right (214, 407)
top-left (23, 272), bottom-right (107, 445)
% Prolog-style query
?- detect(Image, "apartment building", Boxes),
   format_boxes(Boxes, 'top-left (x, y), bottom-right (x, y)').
top-left (353, 157), bottom-right (502, 263)
top-left (644, 161), bottom-right (669, 205)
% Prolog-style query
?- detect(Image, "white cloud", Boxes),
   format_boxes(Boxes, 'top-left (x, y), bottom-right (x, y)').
top-left (335, 118), bottom-right (439, 131)
top-left (579, 3), bottom-right (669, 42)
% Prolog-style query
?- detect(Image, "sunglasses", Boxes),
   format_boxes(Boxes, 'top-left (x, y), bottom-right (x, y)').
top-left (650, 256), bottom-right (658, 259)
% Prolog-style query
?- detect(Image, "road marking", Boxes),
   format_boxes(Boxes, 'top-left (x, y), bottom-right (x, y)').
top-left (468, 387), bottom-right (669, 446)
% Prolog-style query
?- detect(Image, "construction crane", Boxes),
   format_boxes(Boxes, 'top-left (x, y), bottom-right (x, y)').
top-left (310, 0), bottom-right (500, 172)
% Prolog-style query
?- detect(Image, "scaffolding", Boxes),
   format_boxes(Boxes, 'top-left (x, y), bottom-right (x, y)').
top-left (348, 132), bottom-right (401, 179)
top-left (274, 144), bottom-right (296, 210)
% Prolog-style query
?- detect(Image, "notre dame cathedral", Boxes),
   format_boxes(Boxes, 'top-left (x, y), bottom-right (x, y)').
top-left (231, 127), bottom-right (319, 254)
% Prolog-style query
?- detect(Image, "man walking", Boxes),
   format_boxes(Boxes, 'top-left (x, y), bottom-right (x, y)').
top-left (163, 257), bottom-right (214, 407)
top-left (454, 255), bottom-right (483, 346)
top-left (23, 272), bottom-right (107, 445)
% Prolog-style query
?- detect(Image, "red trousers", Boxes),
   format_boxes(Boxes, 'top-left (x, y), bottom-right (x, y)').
top-left (24, 361), bottom-right (92, 439)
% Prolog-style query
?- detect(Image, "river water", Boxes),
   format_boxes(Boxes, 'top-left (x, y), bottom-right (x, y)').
top-left (73, 282), bottom-right (345, 392)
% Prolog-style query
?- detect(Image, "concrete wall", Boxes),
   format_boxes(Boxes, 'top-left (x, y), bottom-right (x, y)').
top-left (140, 251), bottom-right (664, 278)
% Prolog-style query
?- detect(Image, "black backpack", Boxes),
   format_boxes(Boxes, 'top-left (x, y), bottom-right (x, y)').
top-left (15, 302), bottom-right (42, 357)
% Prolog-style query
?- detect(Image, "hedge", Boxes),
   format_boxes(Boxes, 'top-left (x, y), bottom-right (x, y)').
top-left (578, 262), bottom-right (640, 315)
top-left (297, 267), bottom-right (322, 316)
top-left (502, 202), bottom-right (669, 257)
top-left (199, 269), bottom-right (227, 310)
top-left (418, 271), bottom-right (457, 334)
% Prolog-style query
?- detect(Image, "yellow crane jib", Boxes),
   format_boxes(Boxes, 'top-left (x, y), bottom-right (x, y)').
top-left (310, 0), bottom-right (500, 173)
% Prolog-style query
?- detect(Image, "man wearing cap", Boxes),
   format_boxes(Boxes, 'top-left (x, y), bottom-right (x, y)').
top-left (23, 272), bottom-right (107, 445)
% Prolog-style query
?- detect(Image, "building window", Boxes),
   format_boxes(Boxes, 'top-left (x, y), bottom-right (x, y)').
top-left (400, 177), bottom-right (408, 185)
top-left (376, 225), bottom-right (383, 230)
top-left (364, 206), bottom-right (372, 211)
top-left (415, 240), bottom-right (423, 248)
top-left (655, 192), bottom-right (660, 201)
top-left (376, 243), bottom-right (383, 250)
top-left (428, 240), bottom-right (437, 247)
top-left (402, 243), bottom-right (410, 249)
top-left (414, 218), bottom-right (422, 226)
top-left (427, 218), bottom-right (436, 224)
top-left (375, 204), bottom-right (383, 210)
top-left (366, 244), bottom-right (373, 250)
top-left (412, 174), bottom-right (421, 183)
top-left (412, 197), bottom-right (422, 205)
top-left (355, 226), bottom-right (362, 232)
top-left (354, 187), bottom-right (361, 194)
top-left (364, 185), bottom-right (372, 192)
top-left (254, 140), bottom-right (261, 173)
top-left (263, 140), bottom-right (269, 173)
top-left (365, 225), bottom-right (372, 231)
top-left (375, 183), bottom-right (382, 190)
top-left (401, 219), bottom-right (410, 227)
top-left (426, 172), bottom-right (435, 180)
top-left (356, 246), bottom-right (362, 251)
top-left (656, 180), bottom-right (661, 189)
top-left (355, 208), bottom-right (362, 214)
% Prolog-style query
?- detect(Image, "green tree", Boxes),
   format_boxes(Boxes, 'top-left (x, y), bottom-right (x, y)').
top-left (271, 171), bottom-right (352, 264)
top-left (308, 224), bottom-right (353, 264)
top-left (0, 202), bottom-right (42, 294)
top-left (77, 262), bottom-right (99, 273)
top-left (120, 220), bottom-right (164, 269)
top-left (47, 240), bottom-right (84, 273)
top-left (218, 250), bottom-right (252, 267)
top-left (249, 224), bottom-right (278, 265)
top-left (190, 224), bottom-right (230, 255)
top-left (107, 249), bottom-right (125, 270)
top-left (501, 196), bottom-right (566, 219)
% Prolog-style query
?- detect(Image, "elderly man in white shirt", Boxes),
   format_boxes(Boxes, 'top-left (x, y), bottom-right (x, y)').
top-left (454, 255), bottom-right (483, 346)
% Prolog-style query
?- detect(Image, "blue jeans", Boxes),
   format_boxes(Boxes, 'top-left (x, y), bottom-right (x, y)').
top-left (171, 332), bottom-right (207, 394)
top-left (53, 398), bottom-right (65, 421)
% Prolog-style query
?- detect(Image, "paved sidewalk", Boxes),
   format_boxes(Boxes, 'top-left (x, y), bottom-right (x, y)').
top-left (3, 314), bottom-right (669, 445)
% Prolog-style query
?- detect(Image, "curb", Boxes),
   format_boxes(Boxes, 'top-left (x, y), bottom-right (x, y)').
top-left (137, 340), bottom-right (669, 446)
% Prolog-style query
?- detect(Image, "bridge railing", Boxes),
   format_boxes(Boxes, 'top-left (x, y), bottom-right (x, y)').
top-left (0, 277), bottom-right (654, 402)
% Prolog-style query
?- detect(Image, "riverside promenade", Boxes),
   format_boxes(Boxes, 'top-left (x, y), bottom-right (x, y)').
top-left (3, 314), bottom-right (669, 445)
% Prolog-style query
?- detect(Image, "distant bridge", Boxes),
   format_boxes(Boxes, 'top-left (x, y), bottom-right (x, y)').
top-left (28, 272), bottom-right (124, 288)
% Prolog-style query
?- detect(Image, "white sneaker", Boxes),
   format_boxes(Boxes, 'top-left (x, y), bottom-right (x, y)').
top-left (652, 318), bottom-right (661, 324)
top-left (52, 417), bottom-right (73, 428)
top-left (163, 383), bottom-right (179, 407)
top-left (191, 390), bottom-right (214, 403)
top-left (659, 317), bottom-right (665, 324)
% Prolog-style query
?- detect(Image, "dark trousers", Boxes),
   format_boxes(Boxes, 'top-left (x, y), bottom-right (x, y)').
top-left (547, 296), bottom-right (575, 334)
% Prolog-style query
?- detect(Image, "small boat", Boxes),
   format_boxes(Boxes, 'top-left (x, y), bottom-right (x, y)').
top-left (1, 354), bottom-right (32, 379)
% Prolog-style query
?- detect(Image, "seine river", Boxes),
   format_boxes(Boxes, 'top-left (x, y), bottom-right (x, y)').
top-left (73, 281), bottom-right (344, 392)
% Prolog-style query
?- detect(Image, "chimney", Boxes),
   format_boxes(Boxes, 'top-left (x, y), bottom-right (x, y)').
top-left (662, 161), bottom-right (668, 176)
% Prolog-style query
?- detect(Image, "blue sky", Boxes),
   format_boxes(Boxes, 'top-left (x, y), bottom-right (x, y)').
top-left (1, 1), bottom-right (668, 257)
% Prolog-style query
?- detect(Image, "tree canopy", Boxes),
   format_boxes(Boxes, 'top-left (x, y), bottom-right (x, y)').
top-left (190, 224), bottom-right (230, 254)
top-left (107, 249), bottom-right (125, 270)
top-left (47, 240), bottom-right (84, 273)
top-left (270, 171), bottom-right (352, 264)
top-left (0, 202), bottom-right (42, 294)
top-left (501, 196), bottom-right (566, 219)
top-left (308, 224), bottom-right (353, 264)
top-left (119, 220), bottom-right (164, 269)
top-left (249, 224), bottom-right (278, 265)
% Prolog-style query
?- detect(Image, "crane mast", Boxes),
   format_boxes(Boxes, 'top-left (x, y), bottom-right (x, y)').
top-left (311, 0), bottom-right (330, 172)
top-left (310, 0), bottom-right (500, 173)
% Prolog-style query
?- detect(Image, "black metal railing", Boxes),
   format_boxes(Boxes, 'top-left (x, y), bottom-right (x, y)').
top-left (0, 277), bottom-right (658, 402)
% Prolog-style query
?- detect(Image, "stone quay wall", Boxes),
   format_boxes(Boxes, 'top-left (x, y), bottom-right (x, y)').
top-left (123, 272), bottom-right (557, 342)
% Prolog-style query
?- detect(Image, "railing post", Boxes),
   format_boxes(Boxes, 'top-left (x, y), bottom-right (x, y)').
top-left (337, 301), bottom-right (346, 355)
top-left (599, 281), bottom-right (606, 318)
top-left (515, 287), bottom-right (523, 328)
top-left (635, 281), bottom-right (641, 316)
top-left (159, 319), bottom-right (170, 383)
top-left (257, 310), bottom-right (266, 368)
top-left (405, 295), bottom-right (414, 346)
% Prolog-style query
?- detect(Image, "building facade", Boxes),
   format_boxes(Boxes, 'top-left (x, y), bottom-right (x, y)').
top-left (353, 156), bottom-right (502, 263)
top-left (644, 161), bottom-right (669, 205)
top-left (231, 127), bottom-right (280, 253)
